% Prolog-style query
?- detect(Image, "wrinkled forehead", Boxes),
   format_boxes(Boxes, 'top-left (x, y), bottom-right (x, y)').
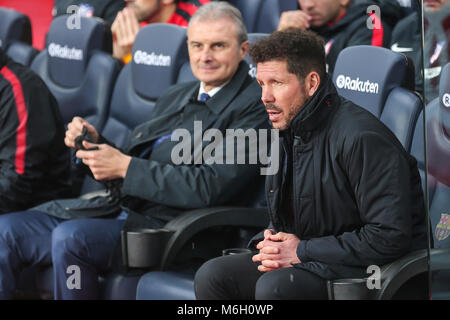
top-left (256, 60), bottom-right (290, 79)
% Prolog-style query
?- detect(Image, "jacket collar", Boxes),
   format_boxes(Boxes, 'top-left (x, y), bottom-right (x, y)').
top-left (188, 61), bottom-right (251, 115)
top-left (285, 75), bottom-right (338, 136)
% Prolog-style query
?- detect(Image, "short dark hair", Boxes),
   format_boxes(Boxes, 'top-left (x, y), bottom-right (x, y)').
top-left (249, 29), bottom-right (326, 82)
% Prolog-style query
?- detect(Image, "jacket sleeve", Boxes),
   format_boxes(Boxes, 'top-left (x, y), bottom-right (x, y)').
top-left (122, 100), bottom-right (269, 209)
top-left (0, 75), bottom-right (67, 213)
top-left (297, 130), bottom-right (413, 267)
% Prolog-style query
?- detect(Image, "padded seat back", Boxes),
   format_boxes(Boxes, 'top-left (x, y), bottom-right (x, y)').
top-left (254, 0), bottom-right (298, 33)
top-left (334, 45), bottom-right (422, 153)
top-left (380, 87), bottom-right (422, 153)
top-left (426, 63), bottom-right (450, 250)
top-left (228, 0), bottom-right (298, 33)
top-left (30, 15), bottom-right (119, 129)
top-left (333, 45), bottom-right (411, 117)
top-left (0, 7), bottom-right (31, 49)
top-left (227, 0), bottom-right (262, 33)
top-left (100, 23), bottom-right (189, 148)
top-left (6, 41), bottom-right (39, 66)
top-left (245, 33), bottom-right (268, 78)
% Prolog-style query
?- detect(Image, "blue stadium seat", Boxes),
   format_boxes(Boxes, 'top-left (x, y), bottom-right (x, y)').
top-left (227, 0), bottom-right (298, 33)
top-left (410, 110), bottom-right (437, 203)
top-left (425, 63), bottom-right (450, 299)
top-left (98, 23), bottom-right (189, 149)
top-left (254, 0), bottom-right (298, 33)
top-left (333, 45), bottom-right (421, 152)
top-left (6, 41), bottom-right (39, 67)
top-left (333, 45), bottom-right (414, 117)
top-left (30, 15), bottom-right (120, 129)
top-left (227, 0), bottom-right (262, 33)
top-left (380, 87), bottom-right (422, 153)
top-left (245, 33), bottom-right (268, 78)
top-left (0, 7), bottom-right (37, 66)
top-left (136, 271), bottom-right (195, 300)
top-left (327, 63), bottom-right (450, 300)
top-left (0, 7), bottom-right (31, 50)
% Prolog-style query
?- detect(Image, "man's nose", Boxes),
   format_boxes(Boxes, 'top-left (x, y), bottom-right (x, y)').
top-left (199, 47), bottom-right (213, 62)
top-left (261, 87), bottom-right (275, 104)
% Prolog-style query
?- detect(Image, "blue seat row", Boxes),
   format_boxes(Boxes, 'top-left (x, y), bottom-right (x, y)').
top-left (3, 7), bottom-right (448, 300)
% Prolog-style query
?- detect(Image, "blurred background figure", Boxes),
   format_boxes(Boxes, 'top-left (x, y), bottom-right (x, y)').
top-left (277, 0), bottom-right (402, 73)
top-left (52, 0), bottom-right (126, 26)
top-left (112, 0), bottom-right (210, 63)
top-left (391, 0), bottom-right (449, 102)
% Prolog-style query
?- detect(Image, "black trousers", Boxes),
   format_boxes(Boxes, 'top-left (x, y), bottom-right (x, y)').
top-left (194, 252), bottom-right (328, 300)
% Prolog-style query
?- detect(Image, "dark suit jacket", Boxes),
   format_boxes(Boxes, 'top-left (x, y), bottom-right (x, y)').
top-left (33, 61), bottom-right (269, 223)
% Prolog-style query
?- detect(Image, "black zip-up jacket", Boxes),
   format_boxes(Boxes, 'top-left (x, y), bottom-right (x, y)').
top-left (264, 76), bottom-right (428, 280)
top-left (0, 50), bottom-right (71, 213)
top-left (311, 0), bottom-right (402, 74)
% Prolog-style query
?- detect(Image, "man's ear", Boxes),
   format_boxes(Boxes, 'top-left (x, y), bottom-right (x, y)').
top-left (305, 71), bottom-right (321, 98)
top-left (239, 40), bottom-right (249, 60)
top-left (162, 0), bottom-right (175, 5)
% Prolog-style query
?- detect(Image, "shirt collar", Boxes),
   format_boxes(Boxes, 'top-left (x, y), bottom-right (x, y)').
top-left (198, 80), bottom-right (230, 100)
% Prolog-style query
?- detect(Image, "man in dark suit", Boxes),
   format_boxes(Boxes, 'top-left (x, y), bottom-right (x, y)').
top-left (0, 2), bottom-right (268, 300)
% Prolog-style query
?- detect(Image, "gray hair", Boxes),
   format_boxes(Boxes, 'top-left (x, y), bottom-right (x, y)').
top-left (188, 2), bottom-right (248, 44)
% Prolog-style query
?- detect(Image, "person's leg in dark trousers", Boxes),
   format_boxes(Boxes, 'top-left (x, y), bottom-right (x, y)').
top-left (0, 210), bottom-right (61, 299)
top-left (255, 267), bottom-right (328, 300)
top-left (195, 252), bottom-right (328, 300)
top-left (51, 218), bottom-right (125, 300)
top-left (195, 252), bottom-right (262, 299)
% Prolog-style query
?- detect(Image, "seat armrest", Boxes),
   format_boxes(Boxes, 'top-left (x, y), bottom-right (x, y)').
top-left (160, 207), bottom-right (269, 269)
top-left (327, 248), bottom-right (450, 300)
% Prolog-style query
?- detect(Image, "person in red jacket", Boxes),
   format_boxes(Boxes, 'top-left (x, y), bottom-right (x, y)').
top-left (277, 0), bottom-right (402, 74)
top-left (0, 49), bottom-right (71, 214)
top-left (112, 0), bottom-right (210, 63)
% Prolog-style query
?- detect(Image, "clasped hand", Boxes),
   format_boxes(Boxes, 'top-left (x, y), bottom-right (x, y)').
top-left (252, 229), bottom-right (301, 272)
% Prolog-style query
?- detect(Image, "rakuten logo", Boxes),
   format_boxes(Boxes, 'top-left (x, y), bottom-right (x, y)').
top-left (335, 75), bottom-right (379, 94)
top-left (48, 43), bottom-right (83, 61)
top-left (442, 93), bottom-right (450, 108)
top-left (134, 50), bottom-right (171, 67)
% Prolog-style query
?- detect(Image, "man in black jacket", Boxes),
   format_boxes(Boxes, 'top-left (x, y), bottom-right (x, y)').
top-left (194, 29), bottom-right (428, 300)
top-left (277, 0), bottom-right (402, 73)
top-left (0, 2), bottom-right (268, 300)
top-left (0, 49), bottom-right (71, 214)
